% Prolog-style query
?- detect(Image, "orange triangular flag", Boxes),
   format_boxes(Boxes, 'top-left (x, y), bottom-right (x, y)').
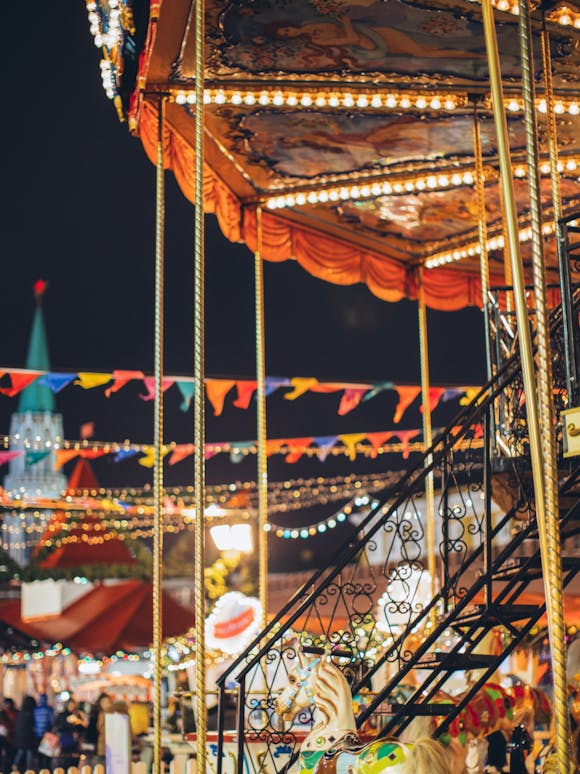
top-left (420, 387), bottom-right (446, 415)
top-left (393, 386), bottom-right (421, 423)
top-left (206, 380), bottom-right (235, 416)
top-left (233, 381), bottom-right (257, 409)
top-left (285, 438), bottom-right (314, 464)
top-left (0, 372), bottom-right (41, 397)
top-left (365, 431), bottom-right (395, 458)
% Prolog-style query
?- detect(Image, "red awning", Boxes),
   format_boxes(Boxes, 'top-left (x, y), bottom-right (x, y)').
top-left (0, 581), bottom-right (193, 654)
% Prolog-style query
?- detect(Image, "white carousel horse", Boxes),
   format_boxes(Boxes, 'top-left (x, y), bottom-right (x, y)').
top-left (275, 653), bottom-right (463, 774)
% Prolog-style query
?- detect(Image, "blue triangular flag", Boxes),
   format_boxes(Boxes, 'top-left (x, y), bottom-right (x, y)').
top-left (176, 381), bottom-right (195, 411)
top-left (113, 448), bottom-right (140, 463)
top-left (37, 373), bottom-right (76, 393)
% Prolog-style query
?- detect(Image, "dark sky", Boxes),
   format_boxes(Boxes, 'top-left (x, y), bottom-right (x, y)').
top-left (2, 4), bottom-right (486, 569)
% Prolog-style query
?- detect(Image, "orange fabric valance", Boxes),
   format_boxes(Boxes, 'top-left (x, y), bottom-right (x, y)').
top-left (138, 101), bottom-right (497, 311)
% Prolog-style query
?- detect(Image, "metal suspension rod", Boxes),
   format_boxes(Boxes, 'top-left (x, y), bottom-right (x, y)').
top-left (531, 12), bottom-right (572, 767)
top-left (153, 96), bottom-right (165, 774)
top-left (194, 0), bottom-right (207, 766)
top-left (417, 270), bottom-right (436, 604)
top-left (254, 206), bottom-right (268, 626)
top-left (480, 1), bottom-right (566, 762)
top-left (473, 103), bottom-right (493, 382)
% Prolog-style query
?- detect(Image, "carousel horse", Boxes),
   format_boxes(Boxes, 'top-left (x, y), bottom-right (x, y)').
top-left (275, 652), bottom-right (462, 774)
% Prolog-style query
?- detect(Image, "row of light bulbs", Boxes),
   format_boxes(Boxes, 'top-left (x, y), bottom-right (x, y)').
top-left (264, 156), bottom-right (580, 211)
top-left (424, 218), bottom-right (580, 268)
top-left (172, 87), bottom-right (580, 118)
top-left (174, 88), bottom-right (466, 111)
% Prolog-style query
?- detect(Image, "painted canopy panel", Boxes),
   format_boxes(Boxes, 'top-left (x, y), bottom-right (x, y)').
top-left (199, 0), bottom-right (564, 82)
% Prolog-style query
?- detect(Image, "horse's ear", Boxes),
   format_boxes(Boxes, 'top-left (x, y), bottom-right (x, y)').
top-left (297, 650), bottom-right (309, 669)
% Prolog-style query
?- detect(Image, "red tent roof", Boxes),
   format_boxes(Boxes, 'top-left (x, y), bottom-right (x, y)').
top-left (0, 581), bottom-right (193, 653)
top-left (35, 459), bottom-right (136, 568)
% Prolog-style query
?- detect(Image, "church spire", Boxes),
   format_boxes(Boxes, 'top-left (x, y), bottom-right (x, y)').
top-left (18, 280), bottom-right (55, 413)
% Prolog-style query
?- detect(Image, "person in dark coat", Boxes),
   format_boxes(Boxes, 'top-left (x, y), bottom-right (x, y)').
top-left (13, 695), bottom-right (37, 772)
top-left (54, 697), bottom-right (88, 768)
top-left (34, 694), bottom-right (55, 769)
top-left (0, 698), bottom-right (17, 770)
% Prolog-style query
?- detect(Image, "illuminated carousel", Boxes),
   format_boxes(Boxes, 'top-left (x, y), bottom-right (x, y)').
top-left (85, 0), bottom-right (580, 771)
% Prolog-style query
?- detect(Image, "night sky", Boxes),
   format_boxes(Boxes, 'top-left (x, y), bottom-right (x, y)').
top-left (2, 4), bottom-right (486, 570)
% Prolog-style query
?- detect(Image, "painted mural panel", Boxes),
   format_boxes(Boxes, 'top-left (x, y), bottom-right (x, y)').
top-left (218, 0), bottom-right (541, 80)
top-left (337, 178), bottom-right (580, 243)
top-left (232, 112), bottom-right (525, 180)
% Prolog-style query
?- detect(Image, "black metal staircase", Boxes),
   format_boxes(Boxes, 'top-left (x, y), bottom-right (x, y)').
top-left (213, 215), bottom-right (580, 774)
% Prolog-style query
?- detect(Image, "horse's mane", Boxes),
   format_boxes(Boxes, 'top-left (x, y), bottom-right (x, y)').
top-left (405, 738), bottom-right (453, 774)
top-left (312, 659), bottom-right (352, 726)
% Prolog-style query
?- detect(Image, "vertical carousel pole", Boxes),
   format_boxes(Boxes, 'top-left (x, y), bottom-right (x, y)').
top-left (417, 270), bottom-right (437, 607)
top-left (473, 104), bottom-right (494, 605)
top-left (532, 11), bottom-right (571, 766)
top-left (153, 96), bottom-right (166, 774)
top-left (193, 0), bottom-right (207, 767)
top-left (254, 206), bottom-right (268, 626)
top-left (481, 1), bottom-right (570, 768)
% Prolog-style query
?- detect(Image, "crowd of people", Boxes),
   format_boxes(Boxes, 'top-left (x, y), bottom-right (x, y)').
top-left (0, 691), bottom-right (115, 772)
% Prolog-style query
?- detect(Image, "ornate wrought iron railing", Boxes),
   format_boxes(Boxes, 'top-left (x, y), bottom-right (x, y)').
top-left (212, 222), bottom-right (580, 774)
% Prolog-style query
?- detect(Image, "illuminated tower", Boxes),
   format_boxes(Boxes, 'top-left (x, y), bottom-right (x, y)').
top-left (3, 283), bottom-right (66, 564)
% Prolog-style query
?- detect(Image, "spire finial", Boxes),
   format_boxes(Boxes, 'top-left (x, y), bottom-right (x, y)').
top-left (33, 279), bottom-right (48, 304)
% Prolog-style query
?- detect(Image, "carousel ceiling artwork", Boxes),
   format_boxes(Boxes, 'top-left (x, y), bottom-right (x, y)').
top-left (88, 0), bottom-right (580, 309)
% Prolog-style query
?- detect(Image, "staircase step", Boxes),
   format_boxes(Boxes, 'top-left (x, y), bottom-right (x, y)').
top-left (452, 603), bottom-right (539, 629)
top-left (491, 555), bottom-right (580, 581)
top-left (380, 702), bottom-right (454, 717)
top-left (415, 652), bottom-right (498, 670)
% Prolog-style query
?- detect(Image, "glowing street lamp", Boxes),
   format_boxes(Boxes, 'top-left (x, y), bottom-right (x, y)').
top-left (209, 523), bottom-right (253, 554)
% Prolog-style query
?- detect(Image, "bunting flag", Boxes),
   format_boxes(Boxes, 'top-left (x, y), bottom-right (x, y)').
top-left (169, 444), bottom-right (195, 466)
top-left (0, 372), bottom-right (41, 397)
top-left (229, 441), bottom-right (253, 463)
top-left (338, 388), bottom-right (368, 416)
top-left (397, 429), bottom-right (421, 459)
top-left (0, 366), bottom-right (478, 423)
top-left (137, 446), bottom-right (169, 468)
top-left (284, 377), bottom-right (319, 401)
top-left (206, 379), bottom-right (235, 416)
top-left (313, 435), bottom-right (339, 462)
top-left (176, 381), bottom-right (195, 412)
top-left (75, 373), bottom-right (112, 390)
top-left (420, 387), bottom-right (446, 415)
top-left (0, 451), bottom-right (23, 466)
top-left (266, 439), bottom-right (286, 457)
top-left (265, 377), bottom-right (291, 396)
top-left (38, 373), bottom-right (76, 393)
top-left (25, 450), bottom-right (51, 467)
top-left (339, 433), bottom-right (367, 461)
top-left (393, 386), bottom-right (422, 424)
top-left (362, 382), bottom-right (394, 402)
top-left (285, 437), bottom-right (314, 464)
top-left (140, 377), bottom-right (175, 401)
top-left (114, 448), bottom-right (140, 463)
top-left (366, 431), bottom-right (395, 458)
top-left (232, 381), bottom-right (257, 409)
top-left (105, 370), bottom-right (145, 397)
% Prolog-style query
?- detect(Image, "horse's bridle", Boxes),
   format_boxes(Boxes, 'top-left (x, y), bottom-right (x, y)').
top-left (283, 657), bottom-right (321, 710)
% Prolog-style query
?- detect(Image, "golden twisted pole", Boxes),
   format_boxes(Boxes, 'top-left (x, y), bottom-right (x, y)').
top-left (417, 269), bottom-right (436, 606)
top-left (473, 103), bottom-right (493, 380)
top-left (479, 6), bottom-right (563, 762)
top-left (194, 0), bottom-right (207, 767)
top-left (153, 96), bottom-right (166, 774)
top-left (531, 13), bottom-right (572, 767)
top-left (254, 206), bottom-right (268, 627)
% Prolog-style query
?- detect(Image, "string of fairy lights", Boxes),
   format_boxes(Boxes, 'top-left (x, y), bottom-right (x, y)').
top-left (0, 472), bottom-right (403, 551)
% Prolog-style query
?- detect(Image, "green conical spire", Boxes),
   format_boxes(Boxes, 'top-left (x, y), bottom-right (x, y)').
top-left (18, 281), bottom-right (55, 413)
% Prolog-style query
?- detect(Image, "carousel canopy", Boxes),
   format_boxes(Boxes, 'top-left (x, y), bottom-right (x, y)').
top-left (92, 0), bottom-right (580, 309)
